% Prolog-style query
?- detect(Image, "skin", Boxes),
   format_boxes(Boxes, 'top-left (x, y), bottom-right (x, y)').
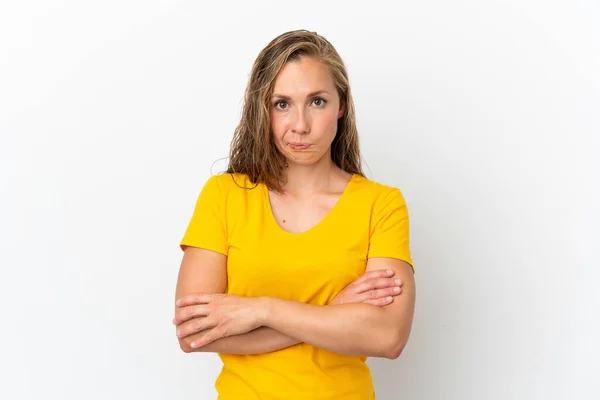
top-left (174, 56), bottom-right (415, 358)
top-left (175, 246), bottom-right (403, 355)
top-left (267, 56), bottom-right (351, 233)
top-left (270, 56), bottom-right (344, 169)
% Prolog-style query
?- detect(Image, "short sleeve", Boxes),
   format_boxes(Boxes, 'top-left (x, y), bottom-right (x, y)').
top-left (367, 188), bottom-right (414, 273)
top-left (179, 175), bottom-right (228, 255)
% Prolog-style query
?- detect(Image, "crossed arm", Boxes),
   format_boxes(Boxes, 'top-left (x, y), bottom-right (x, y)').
top-left (174, 246), bottom-right (415, 359)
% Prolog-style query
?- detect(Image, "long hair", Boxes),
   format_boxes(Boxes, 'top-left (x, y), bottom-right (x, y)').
top-left (226, 29), bottom-right (364, 193)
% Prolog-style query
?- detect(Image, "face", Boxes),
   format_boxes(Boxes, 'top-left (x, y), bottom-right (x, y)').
top-left (269, 57), bottom-right (345, 166)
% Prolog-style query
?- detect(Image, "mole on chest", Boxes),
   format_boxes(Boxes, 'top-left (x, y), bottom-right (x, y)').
top-left (269, 191), bottom-right (339, 234)
top-left (275, 208), bottom-right (331, 234)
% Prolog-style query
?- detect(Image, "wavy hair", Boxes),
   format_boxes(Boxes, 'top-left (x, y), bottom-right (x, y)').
top-left (226, 29), bottom-right (364, 193)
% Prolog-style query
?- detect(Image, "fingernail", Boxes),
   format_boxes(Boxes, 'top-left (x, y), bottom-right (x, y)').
top-left (386, 296), bottom-right (393, 301)
top-left (176, 299), bottom-right (181, 306)
top-left (393, 286), bottom-right (400, 293)
top-left (190, 342), bottom-right (197, 348)
top-left (395, 279), bottom-right (402, 285)
top-left (387, 269), bottom-right (393, 274)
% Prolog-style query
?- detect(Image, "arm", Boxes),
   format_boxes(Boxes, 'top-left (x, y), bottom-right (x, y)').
top-left (176, 265), bottom-right (406, 353)
top-left (175, 246), bottom-right (300, 354)
top-left (183, 326), bottom-right (300, 355)
top-left (259, 258), bottom-right (415, 359)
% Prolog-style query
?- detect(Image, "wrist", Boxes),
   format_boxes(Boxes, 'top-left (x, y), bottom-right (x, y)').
top-left (255, 296), bottom-right (273, 326)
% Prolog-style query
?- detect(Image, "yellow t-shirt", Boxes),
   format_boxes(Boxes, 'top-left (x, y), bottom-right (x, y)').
top-left (180, 173), bottom-right (413, 400)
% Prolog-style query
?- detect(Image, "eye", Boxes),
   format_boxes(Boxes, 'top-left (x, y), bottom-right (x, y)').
top-left (274, 100), bottom-right (288, 110)
top-left (312, 98), bottom-right (327, 107)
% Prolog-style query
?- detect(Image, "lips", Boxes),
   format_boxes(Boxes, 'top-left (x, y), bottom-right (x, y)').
top-left (289, 143), bottom-right (310, 150)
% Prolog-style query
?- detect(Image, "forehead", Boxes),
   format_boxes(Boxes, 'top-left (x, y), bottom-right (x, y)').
top-left (272, 57), bottom-right (336, 94)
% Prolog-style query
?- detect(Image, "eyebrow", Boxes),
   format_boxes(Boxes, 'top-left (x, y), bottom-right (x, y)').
top-left (271, 90), bottom-right (330, 99)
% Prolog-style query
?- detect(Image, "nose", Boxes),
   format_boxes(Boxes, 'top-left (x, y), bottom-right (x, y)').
top-left (291, 107), bottom-right (309, 135)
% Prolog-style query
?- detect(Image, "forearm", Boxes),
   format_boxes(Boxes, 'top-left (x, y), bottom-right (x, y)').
top-left (260, 298), bottom-right (401, 358)
top-left (180, 325), bottom-right (300, 355)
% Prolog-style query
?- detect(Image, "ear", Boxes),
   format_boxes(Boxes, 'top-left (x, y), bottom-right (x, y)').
top-left (337, 96), bottom-right (346, 119)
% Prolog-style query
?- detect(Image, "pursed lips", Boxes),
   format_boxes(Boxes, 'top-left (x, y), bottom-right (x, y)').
top-left (289, 143), bottom-right (310, 149)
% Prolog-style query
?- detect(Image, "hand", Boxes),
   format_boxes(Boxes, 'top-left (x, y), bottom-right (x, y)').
top-left (173, 293), bottom-right (264, 348)
top-left (330, 268), bottom-right (403, 306)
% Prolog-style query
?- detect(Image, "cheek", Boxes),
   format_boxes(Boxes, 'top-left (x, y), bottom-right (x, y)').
top-left (318, 112), bottom-right (339, 135)
top-left (269, 114), bottom-right (284, 138)
top-left (269, 110), bottom-right (338, 139)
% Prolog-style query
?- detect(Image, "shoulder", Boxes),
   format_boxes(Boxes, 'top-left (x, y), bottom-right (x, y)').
top-left (352, 174), bottom-right (407, 208)
top-left (203, 172), bottom-right (259, 193)
top-left (199, 173), bottom-right (262, 216)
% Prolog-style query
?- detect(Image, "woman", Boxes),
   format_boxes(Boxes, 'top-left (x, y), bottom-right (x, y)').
top-left (173, 29), bottom-right (416, 400)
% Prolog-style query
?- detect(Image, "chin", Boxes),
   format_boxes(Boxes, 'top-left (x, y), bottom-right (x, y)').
top-left (286, 157), bottom-right (320, 166)
top-left (277, 144), bottom-right (330, 166)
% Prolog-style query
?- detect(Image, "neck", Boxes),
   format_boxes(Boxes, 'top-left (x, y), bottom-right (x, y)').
top-left (281, 157), bottom-right (339, 197)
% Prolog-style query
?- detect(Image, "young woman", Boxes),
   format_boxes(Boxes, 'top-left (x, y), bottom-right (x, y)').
top-left (173, 29), bottom-right (416, 400)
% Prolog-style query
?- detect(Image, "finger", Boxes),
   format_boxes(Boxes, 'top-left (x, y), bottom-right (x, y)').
top-left (351, 269), bottom-right (394, 286)
top-left (360, 286), bottom-right (402, 303)
top-left (176, 317), bottom-right (216, 339)
top-left (364, 296), bottom-right (394, 306)
top-left (176, 293), bottom-right (212, 307)
top-left (355, 277), bottom-right (402, 294)
top-left (371, 286), bottom-right (402, 299)
top-left (190, 327), bottom-right (223, 348)
top-left (173, 305), bottom-right (211, 325)
top-left (364, 293), bottom-right (395, 306)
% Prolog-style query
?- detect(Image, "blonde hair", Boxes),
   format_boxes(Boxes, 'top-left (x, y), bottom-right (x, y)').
top-left (227, 29), bottom-right (364, 193)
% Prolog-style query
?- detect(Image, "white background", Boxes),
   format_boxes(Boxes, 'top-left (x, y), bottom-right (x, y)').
top-left (1, 1), bottom-right (598, 399)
